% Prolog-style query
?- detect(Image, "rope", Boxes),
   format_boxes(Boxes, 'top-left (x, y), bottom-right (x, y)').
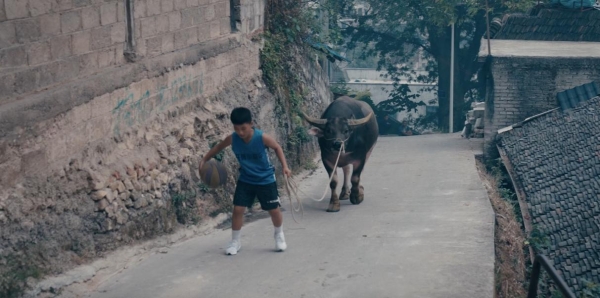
top-left (282, 142), bottom-right (346, 222)
top-left (283, 175), bottom-right (304, 223)
top-left (312, 142), bottom-right (345, 202)
top-left (283, 142), bottom-right (346, 223)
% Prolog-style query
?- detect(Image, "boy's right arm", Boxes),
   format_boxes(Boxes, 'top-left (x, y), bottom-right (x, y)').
top-left (199, 134), bottom-right (232, 172)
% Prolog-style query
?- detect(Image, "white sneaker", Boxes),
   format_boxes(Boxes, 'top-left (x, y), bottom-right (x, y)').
top-left (275, 233), bottom-right (287, 252)
top-left (225, 240), bottom-right (241, 255)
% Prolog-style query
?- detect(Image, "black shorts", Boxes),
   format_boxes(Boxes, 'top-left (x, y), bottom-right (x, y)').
top-left (233, 181), bottom-right (280, 211)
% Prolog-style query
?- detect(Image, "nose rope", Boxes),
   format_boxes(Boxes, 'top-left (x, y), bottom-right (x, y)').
top-left (313, 141), bottom-right (345, 202)
top-left (325, 136), bottom-right (350, 142)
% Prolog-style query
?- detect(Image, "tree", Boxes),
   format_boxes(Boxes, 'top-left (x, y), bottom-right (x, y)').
top-left (325, 0), bottom-right (536, 132)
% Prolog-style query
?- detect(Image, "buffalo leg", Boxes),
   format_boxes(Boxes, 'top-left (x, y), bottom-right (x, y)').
top-left (323, 160), bottom-right (340, 212)
top-left (350, 159), bottom-right (366, 205)
top-left (339, 165), bottom-right (351, 200)
top-left (349, 147), bottom-right (374, 204)
top-left (365, 146), bottom-right (374, 163)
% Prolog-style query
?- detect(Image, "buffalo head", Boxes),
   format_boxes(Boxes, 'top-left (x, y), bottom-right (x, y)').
top-left (302, 112), bottom-right (373, 151)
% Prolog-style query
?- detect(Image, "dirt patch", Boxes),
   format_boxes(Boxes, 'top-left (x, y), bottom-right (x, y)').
top-left (476, 157), bottom-right (528, 298)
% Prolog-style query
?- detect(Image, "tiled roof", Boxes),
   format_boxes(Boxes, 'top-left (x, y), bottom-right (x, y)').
top-left (499, 97), bottom-right (600, 294)
top-left (493, 5), bottom-right (600, 41)
top-left (557, 81), bottom-right (600, 111)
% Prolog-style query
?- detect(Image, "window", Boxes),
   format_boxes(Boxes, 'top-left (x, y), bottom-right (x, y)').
top-left (124, 0), bottom-right (137, 62)
top-left (230, 0), bottom-right (241, 32)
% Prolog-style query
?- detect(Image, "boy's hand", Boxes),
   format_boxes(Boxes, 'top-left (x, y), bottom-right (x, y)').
top-left (283, 167), bottom-right (292, 177)
top-left (199, 135), bottom-right (232, 175)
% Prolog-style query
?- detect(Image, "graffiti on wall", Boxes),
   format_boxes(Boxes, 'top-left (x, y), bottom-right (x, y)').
top-left (112, 74), bottom-right (204, 135)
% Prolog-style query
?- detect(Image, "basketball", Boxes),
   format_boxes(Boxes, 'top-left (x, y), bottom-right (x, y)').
top-left (199, 159), bottom-right (228, 188)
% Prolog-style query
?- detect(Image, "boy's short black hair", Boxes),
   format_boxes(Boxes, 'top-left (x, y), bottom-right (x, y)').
top-left (231, 107), bottom-right (252, 125)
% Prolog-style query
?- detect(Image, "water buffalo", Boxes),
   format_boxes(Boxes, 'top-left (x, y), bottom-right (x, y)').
top-left (302, 96), bottom-right (378, 212)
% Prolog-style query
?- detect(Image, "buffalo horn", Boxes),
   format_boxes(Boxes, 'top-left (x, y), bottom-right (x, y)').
top-left (347, 112), bottom-right (373, 127)
top-left (301, 112), bottom-right (327, 126)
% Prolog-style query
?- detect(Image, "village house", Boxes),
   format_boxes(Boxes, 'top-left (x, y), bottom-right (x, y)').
top-left (479, 3), bottom-right (600, 295)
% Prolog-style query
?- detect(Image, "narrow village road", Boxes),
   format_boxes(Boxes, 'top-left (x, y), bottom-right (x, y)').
top-left (85, 134), bottom-right (494, 298)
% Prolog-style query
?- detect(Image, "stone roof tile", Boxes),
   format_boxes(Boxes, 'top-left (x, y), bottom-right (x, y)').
top-left (494, 5), bottom-right (600, 41)
top-left (499, 97), bottom-right (600, 295)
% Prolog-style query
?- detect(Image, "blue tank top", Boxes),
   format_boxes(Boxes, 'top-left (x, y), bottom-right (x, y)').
top-left (231, 129), bottom-right (276, 185)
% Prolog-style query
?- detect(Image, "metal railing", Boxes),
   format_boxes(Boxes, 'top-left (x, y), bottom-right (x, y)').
top-left (527, 254), bottom-right (576, 298)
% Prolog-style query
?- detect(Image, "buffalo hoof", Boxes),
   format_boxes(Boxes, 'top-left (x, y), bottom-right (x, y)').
top-left (327, 202), bottom-right (340, 212)
top-left (350, 186), bottom-right (364, 205)
top-left (339, 188), bottom-right (350, 200)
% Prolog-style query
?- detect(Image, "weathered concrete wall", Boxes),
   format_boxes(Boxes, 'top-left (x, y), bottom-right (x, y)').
top-left (0, 0), bottom-right (330, 295)
top-left (483, 57), bottom-right (600, 156)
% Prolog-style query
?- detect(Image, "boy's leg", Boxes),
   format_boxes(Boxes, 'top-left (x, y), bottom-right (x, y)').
top-left (257, 182), bottom-right (287, 252)
top-left (227, 181), bottom-right (255, 255)
top-left (269, 207), bottom-right (286, 252)
top-left (232, 205), bottom-right (246, 231)
top-left (268, 207), bottom-right (283, 228)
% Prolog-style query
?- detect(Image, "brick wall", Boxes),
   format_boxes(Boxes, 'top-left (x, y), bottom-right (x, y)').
top-left (483, 57), bottom-right (600, 156)
top-left (0, 0), bottom-right (270, 183)
top-left (0, 0), bottom-right (128, 102)
top-left (0, 0), bottom-right (240, 105)
top-left (133, 0), bottom-right (234, 58)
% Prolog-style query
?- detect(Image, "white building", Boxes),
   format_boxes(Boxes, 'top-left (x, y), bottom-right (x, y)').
top-left (335, 68), bottom-right (438, 121)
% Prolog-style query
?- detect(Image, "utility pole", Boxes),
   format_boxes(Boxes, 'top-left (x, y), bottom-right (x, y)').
top-left (449, 22), bottom-right (454, 133)
top-left (485, 0), bottom-right (491, 57)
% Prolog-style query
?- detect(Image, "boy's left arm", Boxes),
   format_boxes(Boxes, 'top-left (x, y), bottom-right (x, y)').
top-left (262, 134), bottom-right (292, 177)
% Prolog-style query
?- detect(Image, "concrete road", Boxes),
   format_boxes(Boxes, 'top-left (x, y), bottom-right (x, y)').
top-left (86, 134), bottom-right (494, 298)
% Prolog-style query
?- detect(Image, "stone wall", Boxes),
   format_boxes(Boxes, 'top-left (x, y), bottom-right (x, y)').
top-left (0, 0), bottom-right (330, 296)
top-left (483, 57), bottom-right (600, 156)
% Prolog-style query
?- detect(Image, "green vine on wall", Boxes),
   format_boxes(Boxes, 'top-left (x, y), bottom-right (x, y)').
top-left (260, 0), bottom-right (326, 164)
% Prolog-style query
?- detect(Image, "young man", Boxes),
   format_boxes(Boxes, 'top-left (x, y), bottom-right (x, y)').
top-left (199, 107), bottom-right (292, 255)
